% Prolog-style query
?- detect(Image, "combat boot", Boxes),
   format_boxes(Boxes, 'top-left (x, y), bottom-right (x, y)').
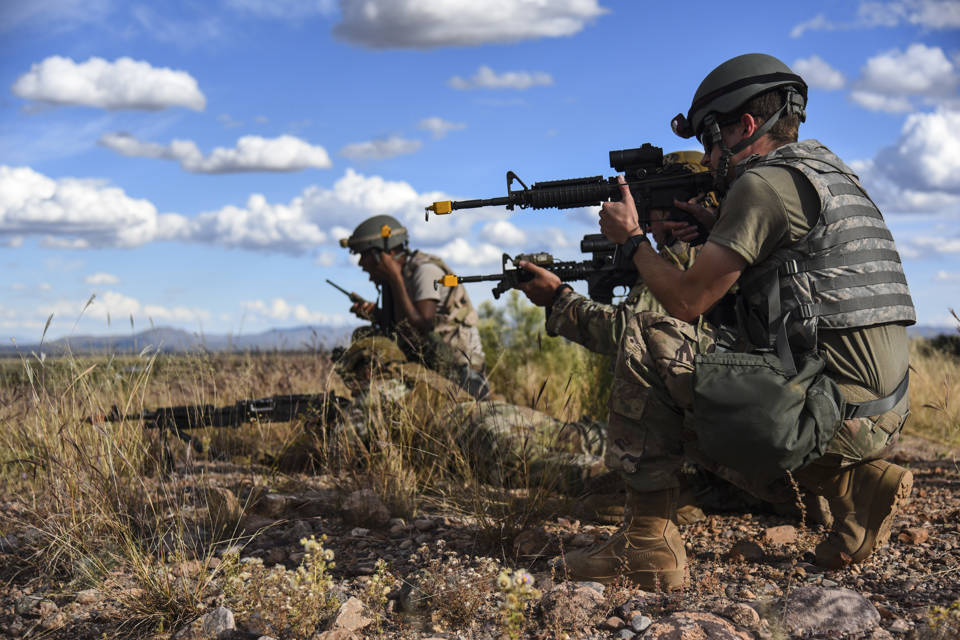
top-left (561, 487), bottom-right (686, 591)
top-left (801, 460), bottom-right (913, 569)
top-left (580, 474), bottom-right (704, 525)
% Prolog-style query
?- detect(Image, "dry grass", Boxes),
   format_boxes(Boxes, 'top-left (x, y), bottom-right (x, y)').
top-left (0, 305), bottom-right (958, 636)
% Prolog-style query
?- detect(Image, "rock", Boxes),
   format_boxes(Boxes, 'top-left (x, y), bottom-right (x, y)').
top-left (413, 518), bottom-right (435, 531)
top-left (722, 603), bottom-right (760, 629)
top-left (604, 616), bottom-right (625, 630)
top-left (618, 630), bottom-right (636, 639)
top-left (888, 618), bottom-right (911, 633)
top-left (629, 613), bottom-right (652, 632)
top-left (727, 540), bottom-right (764, 562)
top-left (0, 535), bottom-right (19, 553)
top-left (75, 589), bottom-right (100, 605)
top-left (342, 489), bottom-right (390, 527)
top-left (257, 493), bottom-right (293, 518)
top-left (777, 586), bottom-right (880, 638)
top-left (266, 547), bottom-right (287, 565)
top-left (349, 527), bottom-right (370, 537)
top-left (897, 527), bottom-right (929, 545)
top-left (643, 612), bottom-right (753, 639)
top-left (15, 595), bottom-right (53, 616)
top-left (312, 631), bottom-right (360, 640)
top-left (513, 528), bottom-right (551, 557)
top-left (763, 525), bottom-right (797, 546)
top-left (540, 583), bottom-right (605, 631)
top-left (331, 597), bottom-right (372, 632)
top-left (173, 606), bottom-right (235, 640)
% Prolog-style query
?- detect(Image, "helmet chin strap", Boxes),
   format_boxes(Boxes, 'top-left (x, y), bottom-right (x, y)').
top-left (704, 87), bottom-right (805, 194)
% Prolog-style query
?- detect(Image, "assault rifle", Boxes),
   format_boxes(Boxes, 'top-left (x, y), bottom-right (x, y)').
top-left (98, 393), bottom-right (350, 455)
top-left (424, 143), bottom-right (713, 244)
top-left (437, 234), bottom-right (635, 305)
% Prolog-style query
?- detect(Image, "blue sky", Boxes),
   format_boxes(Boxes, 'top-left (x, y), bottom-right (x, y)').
top-left (1, 0), bottom-right (958, 342)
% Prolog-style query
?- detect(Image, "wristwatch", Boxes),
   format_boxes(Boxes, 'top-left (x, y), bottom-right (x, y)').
top-left (622, 233), bottom-right (650, 260)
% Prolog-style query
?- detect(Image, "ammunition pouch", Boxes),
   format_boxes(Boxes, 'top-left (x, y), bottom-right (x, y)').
top-left (690, 351), bottom-right (845, 483)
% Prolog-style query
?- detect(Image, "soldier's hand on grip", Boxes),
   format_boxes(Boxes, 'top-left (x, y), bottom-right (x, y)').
top-left (515, 260), bottom-right (564, 307)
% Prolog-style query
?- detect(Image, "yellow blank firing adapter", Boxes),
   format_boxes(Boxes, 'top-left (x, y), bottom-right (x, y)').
top-left (438, 274), bottom-right (460, 287)
top-left (380, 224), bottom-right (392, 237)
top-left (424, 201), bottom-right (453, 221)
top-left (339, 238), bottom-right (349, 248)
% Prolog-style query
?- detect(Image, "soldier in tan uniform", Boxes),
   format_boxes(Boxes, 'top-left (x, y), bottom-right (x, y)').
top-left (340, 215), bottom-right (489, 399)
top-left (518, 54), bottom-right (915, 590)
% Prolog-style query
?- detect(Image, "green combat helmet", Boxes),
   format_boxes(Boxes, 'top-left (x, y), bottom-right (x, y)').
top-left (340, 214), bottom-right (408, 255)
top-left (670, 53), bottom-right (807, 190)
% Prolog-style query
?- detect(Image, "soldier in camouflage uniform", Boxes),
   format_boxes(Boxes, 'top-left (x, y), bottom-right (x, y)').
top-left (340, 215), bottom-right (489, 399)
top-left (518, 54), bottom-right (915, 590)
top-left (333, 335), bottom-right (607, 494)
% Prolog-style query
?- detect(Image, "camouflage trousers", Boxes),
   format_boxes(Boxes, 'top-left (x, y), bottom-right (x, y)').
top-left (606, 311), bottom-right (907, 498)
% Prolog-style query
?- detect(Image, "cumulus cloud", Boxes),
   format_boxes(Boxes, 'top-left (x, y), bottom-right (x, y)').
top-left (0, 165), bottom-right (189, 248)
top-left (243, 297), bottom-right (345, 324)
top-left (850, 44), bottom-right (958, 112)
top-left (339, 136), bottom-right (422, 160)
top-left (40, 291), bottom-right (210, 326)
top-left (333, 0), bottom-right (607, 49)
top-left (480, 220), bottom-right (526, 246)
top-left (11, 56), bottom-right (206, 111)
top-left (854, 108), bottom-right (960, 213)
top-left (793, 56), bottom-right (845, 90)
top-left (431, 238), bottom-right (504, 268)
top-left (85, 272), bottom-right (120, 285)
top-left (418, 117), bottom-right (467, 139)
top-left (935, 270), bottom-right (960, 281)
top-left (791, 1), bottom-right (960, 37)
top-left (98, 132), bottom-right (333, 173)
top-left (449, 66), bottom-right (553, 90)
top-left (0, 165), bottom-right (507, 255)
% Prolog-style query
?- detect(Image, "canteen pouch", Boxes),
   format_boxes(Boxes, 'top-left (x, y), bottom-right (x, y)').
top-left (690, 351), bottom-right (845, 482)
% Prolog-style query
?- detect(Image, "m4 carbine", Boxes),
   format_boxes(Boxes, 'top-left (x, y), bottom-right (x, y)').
top-left (98, 393), bottom-right (350, 455)
top-left (437, 234), bottom-right (635, 305)
top-left (425, 143), bottom-right (712, 244)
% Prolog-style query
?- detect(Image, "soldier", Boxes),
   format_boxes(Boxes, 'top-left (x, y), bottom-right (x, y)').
top-left (340, 215), bottom-right (489, 399)
top-left (518, 53), bottom-right (915, 590)
top-left (332, 335), bottom-right (607, 494)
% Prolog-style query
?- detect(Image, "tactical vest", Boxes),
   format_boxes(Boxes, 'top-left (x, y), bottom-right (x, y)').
top-left (402, 251), bottom-right (485, 369)
top-left (733, 140), bottom-right (916, 369)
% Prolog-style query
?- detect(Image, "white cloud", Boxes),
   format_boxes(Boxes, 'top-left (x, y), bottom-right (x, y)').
top-left (851, 44), bottom-right (959, 112)
top-left (40, 291), bottom-right (210, 326)
top-left (339, 136), bottom-right (422, 161)
top-left (11, 56), bottom-right (206, 111)
top-left (333, 0), bottom-right (607, 49)
top-left (791, 1), bottom-right (960, 37)
top-left (99, 132), bottom-right (333, 173)
top-left (449, 66), bottom-right (553, 90)
top-left (225, 0), bottom-right (336, 18)
top-left (84, 272), bottom-right (120, 285)
top-left (849, 91), bottom-right (915, 113)
top-left (0, 165), bottom-right (189, 248)
top-left (314, 251), bottom-right (337, 267)
top-left (480, 220), bottom-right (526, 246)
top-left (129, 6), bottom-right (223, 47)
top-left (418, 117), bottom-right (467, 139)
top-left (793, 56), bottom-right (845, 90)
top-left (909, 236), bottom-right (960, 254)
top-left (243, 297), bottom-right (345, 324)
top-left (1, 165), bottom-right (507, 255)
top-left (935, 270), bottom-right (960, 281)
top-left (863, 108), bottom-right (960, 205)
top-left (431, 238), bottom-right (504, 268)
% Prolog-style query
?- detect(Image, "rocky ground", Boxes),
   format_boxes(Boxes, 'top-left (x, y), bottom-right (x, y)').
top-left (1, 434), bottom-right (958, 640)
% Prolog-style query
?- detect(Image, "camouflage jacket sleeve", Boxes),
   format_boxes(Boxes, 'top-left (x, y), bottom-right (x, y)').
top-left (545, 289), bottom-right (626, 356)
top-left (544, 241), bottom-right (697, 355)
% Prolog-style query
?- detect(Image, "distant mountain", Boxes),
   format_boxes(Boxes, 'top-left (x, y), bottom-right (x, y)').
top-left (908, 325), bottom-right (958, 339)
top-left (0, 325), bottom-right (356, 356)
